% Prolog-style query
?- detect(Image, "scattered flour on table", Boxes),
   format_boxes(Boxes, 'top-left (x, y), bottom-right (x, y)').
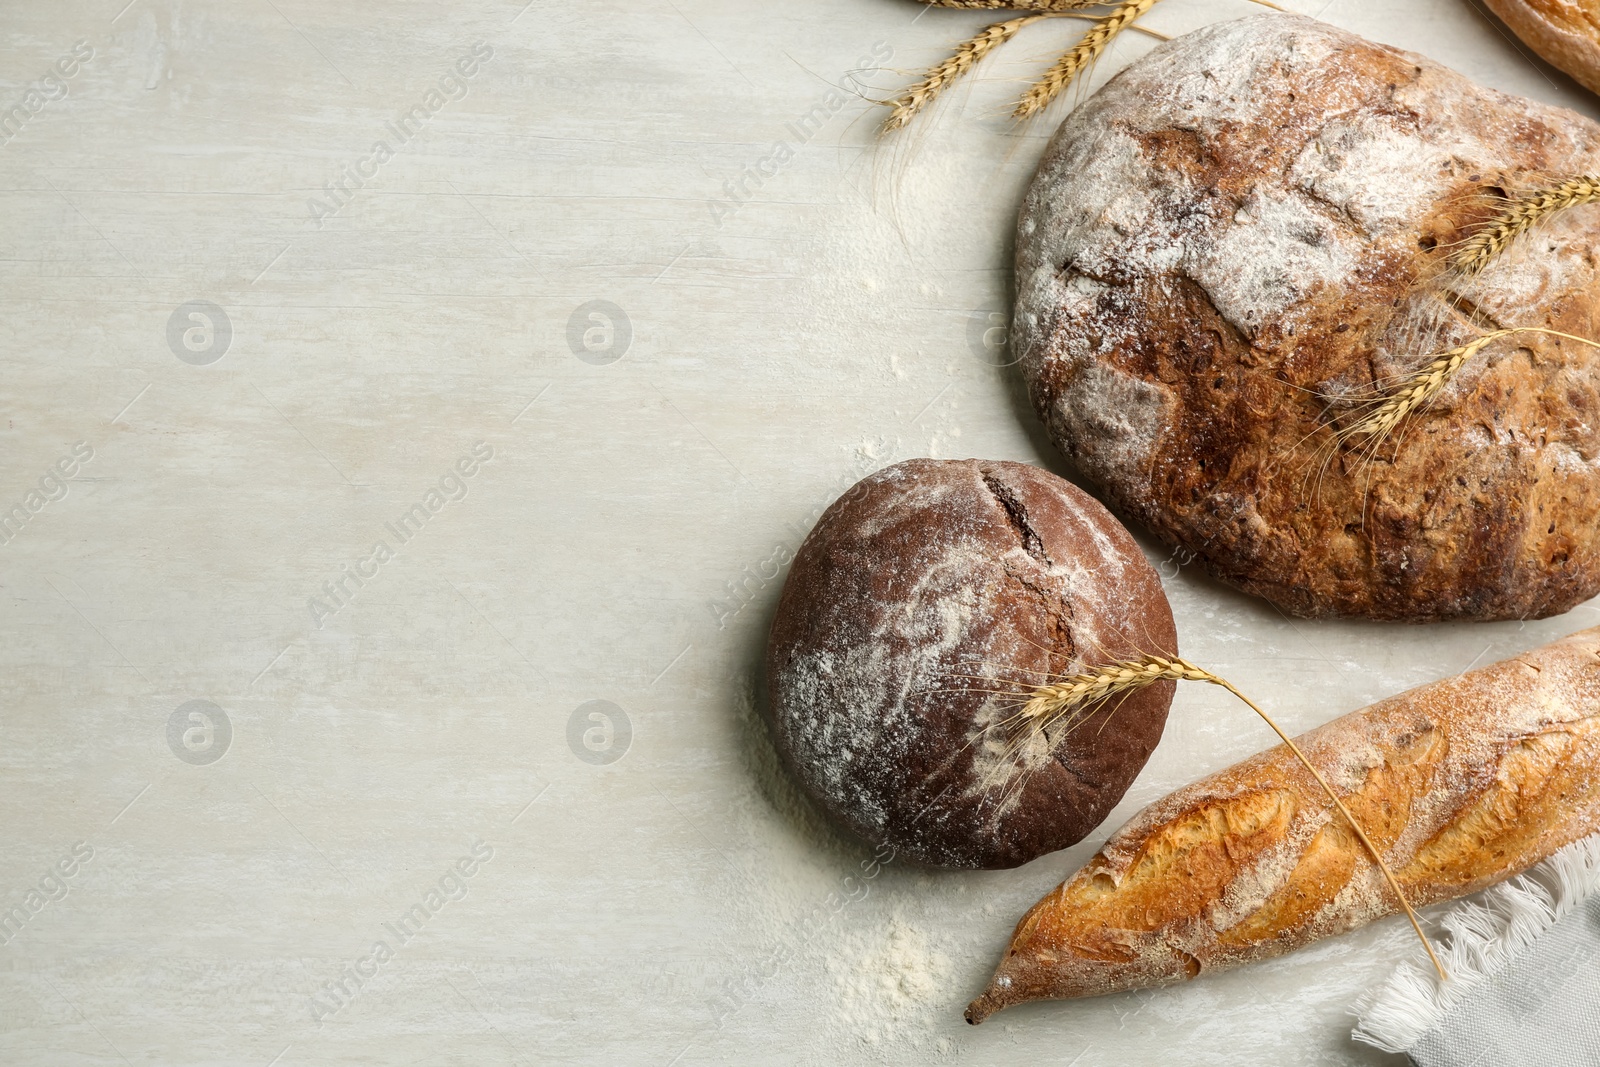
top-left (828, 914), bottom-right (957, 1054)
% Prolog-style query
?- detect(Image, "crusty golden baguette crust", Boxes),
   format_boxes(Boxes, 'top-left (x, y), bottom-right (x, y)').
top-left (1483, 0), bottom-right (1600, 95)
top-left (967, 626), bottom-right (1600, 1023)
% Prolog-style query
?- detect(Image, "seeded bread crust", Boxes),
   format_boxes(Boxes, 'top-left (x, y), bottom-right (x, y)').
top-left (1483, 0), bottom-right (1600, 95)
top-left (968, 626), bottom-right (1600, 1020)
top-left (1014, 13), bottom-right (1600, 620)
top-left (764, 459), bottom-right (1177, 870)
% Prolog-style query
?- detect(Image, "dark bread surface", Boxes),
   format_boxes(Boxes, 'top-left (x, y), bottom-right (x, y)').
top-left (1015, 13), bottom-right (1600, 620)
top-left (764, 458), bottom-right (1177, 870)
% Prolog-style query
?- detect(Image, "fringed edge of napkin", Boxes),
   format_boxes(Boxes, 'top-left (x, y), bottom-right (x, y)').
top-left (1351, 833), bottom-right (1600, 1053)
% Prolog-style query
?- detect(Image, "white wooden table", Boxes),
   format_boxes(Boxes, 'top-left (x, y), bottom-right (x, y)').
top-left (1, 0), bottom-right (1593, 1063)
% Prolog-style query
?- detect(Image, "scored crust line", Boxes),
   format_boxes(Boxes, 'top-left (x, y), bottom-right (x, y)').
top-left (982, 472), bottom-right (1048, 560)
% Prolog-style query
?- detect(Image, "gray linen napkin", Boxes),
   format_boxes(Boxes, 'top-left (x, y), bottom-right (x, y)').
top-left (1353, 835), bottom-right (1600, 1067)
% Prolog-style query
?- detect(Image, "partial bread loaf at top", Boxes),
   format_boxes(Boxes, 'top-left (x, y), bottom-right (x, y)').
top-left (1014, 13), bottom-right (1600, 620)
top-left (1483, 0), bottom-right (1600, 95)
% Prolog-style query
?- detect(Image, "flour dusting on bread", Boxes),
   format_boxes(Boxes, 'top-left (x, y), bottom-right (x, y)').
top-left (765, 459), bottom-right (1178, 869)
top-left (1013, 12), bottom-right (1600, 620)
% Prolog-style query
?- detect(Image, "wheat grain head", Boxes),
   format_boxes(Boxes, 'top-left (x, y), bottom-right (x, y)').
top-left (916, 0), bottom-right (1105, 9)
top-left (1013, 0), bottom-right (1159, 120)
top-left (1344, 327), bottom-right (1600, 445)
top-left (1451, 176), bottom-right (1600, 277)
top-left (1016, 653), bottom-right (1202, 731)
top-left (883, 15), bottom-right (1049, 134)
top-left (1343, 334), bottom-right (1501, 442)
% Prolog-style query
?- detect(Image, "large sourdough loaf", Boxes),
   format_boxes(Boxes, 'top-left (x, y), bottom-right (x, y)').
top-left (967, 626), bottom-right (1600, 1021)
top-left (1014, 14), bottom-right (1600, 620)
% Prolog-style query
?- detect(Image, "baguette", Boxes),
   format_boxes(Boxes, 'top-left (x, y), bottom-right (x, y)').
top-left (967, 626), bottom-right (1600, 1023)
top-left (1481, 0), bottom-right (1600, 96)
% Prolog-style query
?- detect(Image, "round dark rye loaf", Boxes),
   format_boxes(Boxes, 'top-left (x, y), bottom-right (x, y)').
top-left (1014, 13), bottom-right (1600, 620)
top-left (764, 459), bottom-right (1176, 870)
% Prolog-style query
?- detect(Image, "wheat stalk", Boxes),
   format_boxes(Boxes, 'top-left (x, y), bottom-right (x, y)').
top-left (1451, 176), bottom-right (1600, 277)
top-left (884, 15), bottom-right (1056, 134)
top-left (896, 0), bottom-right (1277, 132)
top-left (1346, 327), bottom-right (1600, 441)
top-left (1345, 334), bottom-right (1504, 441)
top-left (916, 0), bottom-right (1106, 9)
top-left (1013, 0), bottom-right (1159, 119)
top-left (1016, 654), bottom-right (1448, 981)
top-left (916, 0), bottom-right (1278, 9)
top-left (1018, 654), bottom-right (1205, 724)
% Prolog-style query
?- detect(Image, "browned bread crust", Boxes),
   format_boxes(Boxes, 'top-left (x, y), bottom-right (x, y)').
top-left (1483, 0), bottom-right (1600, 94)
top-left (764, 459), bottom-right (1177, 869)
top-left (968, 626), bottom-right (1600, 1020)
top-left (1015, 14), bottom-right (1600, 620)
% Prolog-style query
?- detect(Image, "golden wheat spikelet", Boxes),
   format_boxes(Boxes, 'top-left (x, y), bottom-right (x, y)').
top-left (1346, 327), bottom-right (1600, 442)
top-left (917, 0), bottom-right (1106, 9)
top-left (1013, 0), bottom-right (1159, 119)
top-left (1451, 176), bottom-right (1600, 277)
top-left (1018, 653), bottom-right (1205, 726)
top-left (1345, 334), bottom-right (1502, 441)
top-left (1012, 653), bottom-right (1447, 981)
top-left (883, 15), bottom-right (1052, 134)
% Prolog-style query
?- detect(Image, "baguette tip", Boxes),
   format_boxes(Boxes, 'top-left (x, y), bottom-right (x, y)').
top-left (964, 984), bottom-right (1005, 1025)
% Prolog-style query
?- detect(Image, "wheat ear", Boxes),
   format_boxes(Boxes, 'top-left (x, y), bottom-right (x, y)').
top-left (916, 0), bottom-right (1106, 10)
top-left (1451, 176), bottom-right (1600, 277)
top-left (1013, 0), bottom-right (1159, 119)
top-left (1347, 327), bottom-right (1600, 441)
top-left (884, 15), bottom-right (1056, 134)
top-left (1018, 654), bottom-right (1448, 982)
